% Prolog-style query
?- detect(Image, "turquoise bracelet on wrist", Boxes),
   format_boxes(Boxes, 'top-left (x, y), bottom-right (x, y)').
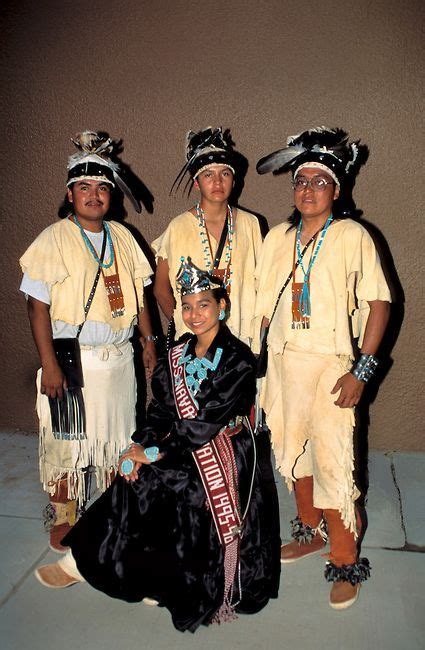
top-left (352, 354), bottom-right (379, 383)
top-left (120, 444), bottom-right (160, 475)
top-left (144, 446), bottom-right (160, 462)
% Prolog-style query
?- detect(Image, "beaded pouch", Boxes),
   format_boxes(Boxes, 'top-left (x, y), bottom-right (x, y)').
top-left (103, 272), bottom-right (125, 318)
top-left (212, 267), bottom-right (231, 295)
top-left (292, 281), bottom-right (310, 329)
top-left (102, 242), bottom-right (126, 318)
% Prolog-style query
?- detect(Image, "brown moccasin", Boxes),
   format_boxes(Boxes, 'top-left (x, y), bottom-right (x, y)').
top-left (329, 581), bottom-right (360, 609)
top-left (281, 534), bottom-right (326, 564)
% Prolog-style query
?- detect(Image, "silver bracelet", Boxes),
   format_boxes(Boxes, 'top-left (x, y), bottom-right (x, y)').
top-left (352, 354), bottom-right (379, 383)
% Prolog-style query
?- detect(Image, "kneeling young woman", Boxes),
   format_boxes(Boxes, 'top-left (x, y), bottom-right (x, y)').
top-left (35, 258), bottom-right (279, 633)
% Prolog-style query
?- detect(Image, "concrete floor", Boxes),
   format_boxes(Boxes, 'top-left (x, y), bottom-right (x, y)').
top-left (0, 431), bottom-right (424, 650)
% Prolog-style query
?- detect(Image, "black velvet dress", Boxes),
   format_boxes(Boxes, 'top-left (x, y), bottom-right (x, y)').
top-left (63, 327), bottom-right (280, 632)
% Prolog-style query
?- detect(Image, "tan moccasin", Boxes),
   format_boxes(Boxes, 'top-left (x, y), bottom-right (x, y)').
top-left (329, 581), bottom-right (360, 609)
top-left (34, 563), bottom-right (80, 589)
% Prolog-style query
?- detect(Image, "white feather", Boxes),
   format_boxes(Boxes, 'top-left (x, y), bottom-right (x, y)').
top-left (346, 142), bottom-right (359, 170)
top-left (257, 143), bottom-right (306, 173)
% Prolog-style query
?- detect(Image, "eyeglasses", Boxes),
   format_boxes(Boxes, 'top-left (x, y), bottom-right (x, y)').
top-left (292, 177), bottom-right (335, 192)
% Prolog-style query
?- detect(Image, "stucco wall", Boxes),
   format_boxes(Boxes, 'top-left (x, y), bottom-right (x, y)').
top-left (1, 0), bottom-right (423, 449)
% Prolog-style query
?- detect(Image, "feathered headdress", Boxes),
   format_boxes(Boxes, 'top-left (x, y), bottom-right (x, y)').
top-left (171, 126), bottom-right (238, 195)
top-left (176, 256), bottom-right (223, 295)
top-left (256, 127), bottom-right (360, 186)
top-left (67, 131), bottom-right (141, 213)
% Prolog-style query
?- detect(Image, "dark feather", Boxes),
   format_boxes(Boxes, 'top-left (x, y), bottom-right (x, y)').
top-left (114, 173), bottom-right (141, 213)
top-left (170, 160), bottom-right (192, 195)
top-left (183, 175), bottom-right (194, 196)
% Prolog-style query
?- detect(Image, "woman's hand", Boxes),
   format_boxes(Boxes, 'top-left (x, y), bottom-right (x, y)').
top-left (331, 372), bottom-right (365, 408)
top-left (118, 443), bottom-right (163, 482)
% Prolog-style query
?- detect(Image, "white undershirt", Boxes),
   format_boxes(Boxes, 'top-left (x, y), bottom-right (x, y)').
top-left (20, 228), bottom-right (151, 346)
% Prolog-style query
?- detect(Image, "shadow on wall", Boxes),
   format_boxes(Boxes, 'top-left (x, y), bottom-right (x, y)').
top-left (354, 217), bottom-right (405, 511)
top-left (339, 146), bottom-right (405, 509)
top-left (342, 149), bottom-right (405, 517)
top-left (227, 153), bottom-right (270, 239)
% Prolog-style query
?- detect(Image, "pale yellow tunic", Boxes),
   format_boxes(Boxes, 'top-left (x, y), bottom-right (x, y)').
top-left (20, 219), bottom-right (153, 331)
top-left (253, 219), bottom-right (391, 356)
top-left (152, 209), bottom-right (262, 343)
top-left (254, 219), bottom-right (391, 531)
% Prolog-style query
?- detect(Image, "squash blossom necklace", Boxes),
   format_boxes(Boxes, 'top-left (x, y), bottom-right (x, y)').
top-left (195, 203), bottom-right (233, 292)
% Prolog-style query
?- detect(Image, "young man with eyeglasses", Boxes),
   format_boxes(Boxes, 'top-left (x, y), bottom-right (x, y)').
top-left (254, 128), bottom-right (391, 609)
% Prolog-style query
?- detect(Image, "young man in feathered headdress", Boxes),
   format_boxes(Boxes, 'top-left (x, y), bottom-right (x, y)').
top-left (153, 126), bottom-right (262, 347)
top-left (19, 131), bottom-right (157, 553)
top-left (254, 127), bottom-right (391, 609)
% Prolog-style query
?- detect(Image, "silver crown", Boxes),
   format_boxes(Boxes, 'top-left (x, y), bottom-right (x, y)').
top-left (176, 257), bottom-right (222, 296)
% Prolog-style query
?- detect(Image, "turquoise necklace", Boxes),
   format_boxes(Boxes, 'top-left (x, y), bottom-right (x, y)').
top-left (296, 213), bottom-right (333, 318)
top-left (178, 342), bottom-right (223, 397)
top-left (71, 215), bottom-right (115, 269)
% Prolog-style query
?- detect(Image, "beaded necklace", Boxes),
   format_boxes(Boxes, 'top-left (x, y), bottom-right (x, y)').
top-left (178, 342), bottom-right (223, 398)
top-left (195, 203), bottom-right (233, 289)
top-left (71, 215), bottom-right (114, 269)
top-left (295, 213), bottom-right (333, 322)
top-left (71, 214), bottom-right (126, 318)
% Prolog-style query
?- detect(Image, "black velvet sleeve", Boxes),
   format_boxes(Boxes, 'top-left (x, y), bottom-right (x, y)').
top-left (132, 332), bottom-right (256, 455)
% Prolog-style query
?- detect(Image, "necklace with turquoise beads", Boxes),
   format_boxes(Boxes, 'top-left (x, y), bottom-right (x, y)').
top-left (70, 215), bottom-right (115, 269)
top-left (195, 203), bottom-right (233, 289)
top-left (177, 342), bottom-right (223, 398)
top-left (295, 213), bottom-right (333, 321)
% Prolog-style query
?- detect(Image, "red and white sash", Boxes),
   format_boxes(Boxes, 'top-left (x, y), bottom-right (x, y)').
top-left (193, 433), bottom-right (241, 546)
top-left (169, 342), bottom-right (243, 622)
top-left (193, 429), bottom-right (242, 623)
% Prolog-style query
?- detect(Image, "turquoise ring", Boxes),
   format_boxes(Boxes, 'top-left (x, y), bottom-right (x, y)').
top-left (121, 458), bottom-right (134, 475)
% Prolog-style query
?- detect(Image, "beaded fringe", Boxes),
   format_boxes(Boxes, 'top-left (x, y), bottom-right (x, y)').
top-left (291, 320), bottom-right (310, 330)
top-left (210, 536), bottom-right (240, 625)
top-left (211, 600), bottom-right (238, 625)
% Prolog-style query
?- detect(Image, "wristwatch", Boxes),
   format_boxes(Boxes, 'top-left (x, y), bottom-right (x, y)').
top-left (143, 335), bottom-right (158, 343)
